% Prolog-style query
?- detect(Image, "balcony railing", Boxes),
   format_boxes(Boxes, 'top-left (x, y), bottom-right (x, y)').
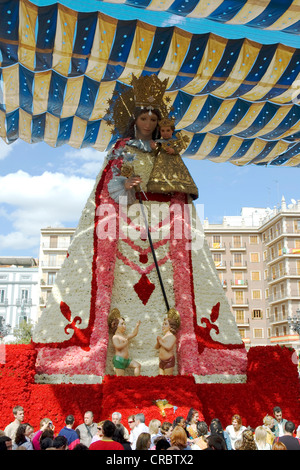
top-left (230, 261), bottom-right (247, 268)
top-left (231, 279), bottom-right (248, 287)
top-left (270, 313), bottom-right (288, 324)
top-left (231, 298), bottom-right (249, 307)
top-left (229, 243), bottom-right (247, 250)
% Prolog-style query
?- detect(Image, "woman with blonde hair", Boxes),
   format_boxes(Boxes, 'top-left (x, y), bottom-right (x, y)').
top-left (148, 419), bottom-right (161, 448)
top-left (254, 426), bottom-right (271, 450)
top-left (170, 426), bottom-right (192, 450)
top-left (262, 415), bottom-right (275, 446)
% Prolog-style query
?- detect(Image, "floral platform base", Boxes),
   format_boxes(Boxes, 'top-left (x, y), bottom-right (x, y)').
top-left (0, 344), bottom-right (299, 432)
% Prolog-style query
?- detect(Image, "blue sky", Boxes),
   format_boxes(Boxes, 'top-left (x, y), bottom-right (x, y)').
top-left (0, 2), bottom-right (299, 257)
top-left (1, 138), bottom-right (299, 258)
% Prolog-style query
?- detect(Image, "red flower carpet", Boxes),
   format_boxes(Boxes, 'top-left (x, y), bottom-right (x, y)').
top-left (0, 344), bottom-right (299, 431)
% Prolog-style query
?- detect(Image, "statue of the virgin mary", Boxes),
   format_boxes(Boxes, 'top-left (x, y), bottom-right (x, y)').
top-left (33, 74), bottom-right (247, 384)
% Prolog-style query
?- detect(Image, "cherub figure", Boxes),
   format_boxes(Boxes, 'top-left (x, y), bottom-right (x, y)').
top-left (108, 308), bottom-right (141, 376)
top-left (155, 308), bottom-right (181, 376)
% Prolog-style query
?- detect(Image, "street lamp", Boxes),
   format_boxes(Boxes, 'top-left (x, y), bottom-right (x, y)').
top-left (288, 308), bottom-right (300, 335)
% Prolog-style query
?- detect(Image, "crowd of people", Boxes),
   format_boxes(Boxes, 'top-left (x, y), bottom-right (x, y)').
top-left (0, 405), bottom-right (299, 451)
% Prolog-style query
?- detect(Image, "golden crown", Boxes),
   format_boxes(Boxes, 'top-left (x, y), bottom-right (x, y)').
top-left (105, 74), bottom-right (173, 135)
top-left (131, 74), bottom-right (168, 111)
top-left (158, 116), bottom-right (176, 128)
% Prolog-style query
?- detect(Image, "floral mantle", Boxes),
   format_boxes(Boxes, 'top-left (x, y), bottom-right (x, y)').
top-left (0, 344), bottom-right (299, 433)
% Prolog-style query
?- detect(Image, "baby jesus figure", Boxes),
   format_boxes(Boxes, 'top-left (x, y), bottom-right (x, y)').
top-left (155, 308), bottom-right (181, 376)
top-left (147, 117), bottom-right (198, 199)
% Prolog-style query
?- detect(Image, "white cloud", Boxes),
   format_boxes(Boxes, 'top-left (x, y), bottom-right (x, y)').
top-left (62, 147), bottom-right (107, 177)
top-left (0, 170), bottom-right (95, 253)
top-left (0, 139), bottom-right (18, 160)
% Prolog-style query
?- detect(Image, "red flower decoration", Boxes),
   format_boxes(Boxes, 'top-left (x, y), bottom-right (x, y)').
top-left (133, 274), bottom-right (155, 305)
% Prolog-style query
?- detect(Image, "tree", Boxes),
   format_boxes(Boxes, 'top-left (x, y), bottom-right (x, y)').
top-left (12, 320), bottom-right (34, 344)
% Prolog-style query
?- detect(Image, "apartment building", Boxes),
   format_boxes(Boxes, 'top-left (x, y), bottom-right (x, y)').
top-left (0, 257), bottom-right (39, 335)
top-left (260, 197), bottom-right (300, 353)
top-left (204, 199), bottom-right (300, 352)
top-left (38, 227), bottom-right (75, 311)
top-left (204, 207), bottom-right (270, 349)
top-left (37, 199), bottom-right (300, 353)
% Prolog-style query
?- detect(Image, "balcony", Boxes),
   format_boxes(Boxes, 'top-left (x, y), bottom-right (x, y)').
top-left (270, 313), bottom-right (288, 325)
top-left (231, 298), bottom-right (249, 308)
top-left (235, 318), bottom-right (250, 327)
top-left (214, 261), bottom-right (227, 270)
top-left (42, 243), bottom-right (70, 252)
top-left (0, 298), bottom-right (8, 307)
top-left (209, 242), bottom-right (226, 251)
top-left (230, 261), bottom-right (247, 269)
top-left (16, 298), bottom-right (32, 307)
top-left (268, 291), bottom-right (288, 304)
top-left (229, 243), bottom-right (247, 251)
top-left (231, 280), bottom-right (248, 288)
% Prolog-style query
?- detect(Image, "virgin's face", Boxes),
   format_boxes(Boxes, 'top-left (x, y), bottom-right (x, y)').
top-left (135, 112), bottom-right (158, 140)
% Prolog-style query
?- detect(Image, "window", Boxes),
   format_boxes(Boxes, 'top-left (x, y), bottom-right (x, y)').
top-left (48, 273), bottom-right (56, 285)
top-left (0, 289), bottom-right (5, 303)
top-left (250, 252), bottom-right (259, 263)
top-left (253, 329), bottom-right (263, 339)
top-left (233, 236), bottom-right (241, 248)
top-left (294, 220), bottom-right (300, 233)
top-left (235, 291), bottom-right (244, 304)
top-left (251, 271), bottom-right (260, 281)
top-left (252, 309), bottom-right (263, 320)
top-left (50, 235), bottom-right (58, 248)
top-left (213, 253), bottom-right (222, 267)
top-left (213, 235), bottom-right (221, 249)
top-left (252, 290), bottom-right (261, 300)
top-left (233, 272), bottom-right (244, 285)
top-left (49, 254), bottom-right (57, 267)
top-left (21, 289), bottom-right (29, 301)
top-left (239, 329), bottom-right (246, 339)
top-left (233, 253), bottom-right (242, 266)
top-left (250, 235), bottom-right (258, 244)
top-left (235, 310), bottom-right (245, 324)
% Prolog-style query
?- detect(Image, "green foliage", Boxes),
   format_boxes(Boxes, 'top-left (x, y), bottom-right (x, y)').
top-left (12, 320), bottom-right (34, 344)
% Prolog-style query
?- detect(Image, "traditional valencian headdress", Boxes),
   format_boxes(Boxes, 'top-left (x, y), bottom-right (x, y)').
top-left (105, 74), bottom-right (173, 135)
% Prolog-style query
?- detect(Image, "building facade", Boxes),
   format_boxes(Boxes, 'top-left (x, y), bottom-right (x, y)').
top-left (0, 257), bottom-right (39, 336)
top-left (38, 227), bottom-right (75, 311)
top-left (37, 199), bottom-right (300, 354)
top-left (204, 199), bottom-right (300, 353)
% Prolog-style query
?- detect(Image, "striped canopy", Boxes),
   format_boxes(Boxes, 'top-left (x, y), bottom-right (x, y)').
top-left (0, 0), bottom-right (300, 166)
top-left (90, 0), bottom-right (300, 35)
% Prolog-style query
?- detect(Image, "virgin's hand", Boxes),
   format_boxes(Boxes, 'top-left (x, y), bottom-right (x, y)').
top-left (124, 176), bottom-right (142, 190)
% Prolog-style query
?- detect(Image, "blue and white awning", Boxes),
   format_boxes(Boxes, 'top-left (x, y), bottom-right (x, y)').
top-left (1, 0), bottom-right (300, 166)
